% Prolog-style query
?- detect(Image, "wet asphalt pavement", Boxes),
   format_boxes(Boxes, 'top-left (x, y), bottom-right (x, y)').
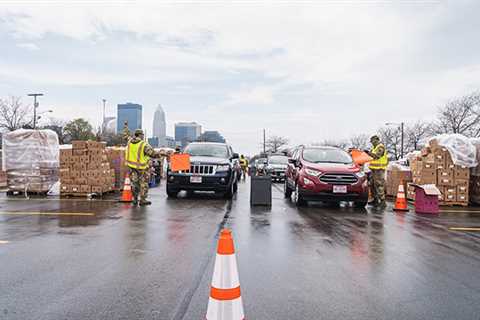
top-left (1, 180), bottom-right (480, 320)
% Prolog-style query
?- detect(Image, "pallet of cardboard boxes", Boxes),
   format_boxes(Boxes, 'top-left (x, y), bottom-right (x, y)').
top-left (60, 141), bottom-right (115, 196)
top-left (407, 139), bottom-right (470, 206)
top-left (3, 129), bottom-right (59, 195)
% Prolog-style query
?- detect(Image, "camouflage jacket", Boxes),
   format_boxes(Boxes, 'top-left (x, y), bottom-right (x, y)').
top-left (123, 126), bottom-right (165, 159)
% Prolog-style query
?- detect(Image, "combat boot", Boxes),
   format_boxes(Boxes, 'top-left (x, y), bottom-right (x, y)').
top-left (139, 200), bottom-right (152, 206)
top-left (377, 200), bottom-right (387, 208)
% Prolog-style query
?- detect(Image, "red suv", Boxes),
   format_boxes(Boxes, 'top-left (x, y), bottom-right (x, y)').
top-left (284, 145), bottom-right (368, 207)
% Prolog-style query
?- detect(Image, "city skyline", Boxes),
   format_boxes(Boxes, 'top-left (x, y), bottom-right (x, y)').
top-left (1, 2), bottom-right (479, 155)
top-left (152, 104), bottom-right (166, 146)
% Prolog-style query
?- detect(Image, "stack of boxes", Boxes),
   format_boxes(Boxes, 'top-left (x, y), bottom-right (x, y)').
top-left (60, 141), bottom-right (115, 195)
top-left (408, 140), bottom-right (470, 206)
top-left (386, 166), bottom-right (412, 197)
top-left (3, 129), bottom-right (59, 194)
top-left (106, 147), bottom-right (128, 190)
top-left (469, 140), bottom-right (480, 204)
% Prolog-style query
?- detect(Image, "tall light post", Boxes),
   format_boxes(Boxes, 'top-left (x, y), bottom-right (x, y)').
top-left (28, 93), bottom-right (44, 129)
top-left (386, 122), bottom-right (405, 159)
top-left (102, 99), bottom-right (106, 134)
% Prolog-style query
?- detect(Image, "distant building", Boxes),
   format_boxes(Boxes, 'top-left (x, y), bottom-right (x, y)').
top-left (175, 122), bottom-right (202, 147)
top-left (152, 104), bottom-right (167, 146)
top-left (165, 136), bottom-right (176, 149)
top-left (148, 137), bottom-right (159, 148)
top-left (117, 102), bottom-right (142, 134)
top-left (197, 131), bottom-right (226, 143)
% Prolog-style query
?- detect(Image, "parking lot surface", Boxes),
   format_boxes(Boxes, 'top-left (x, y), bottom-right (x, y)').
top-left (1, 180), bottom-right (480, 319)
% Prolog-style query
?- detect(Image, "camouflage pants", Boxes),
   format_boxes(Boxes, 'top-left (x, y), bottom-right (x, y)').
top-left (370, 169), bottom-right (386, 203)
top-left (129, 168), bottom-right (149, 201)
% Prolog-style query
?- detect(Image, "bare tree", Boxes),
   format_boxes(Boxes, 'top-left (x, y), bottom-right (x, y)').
top-left (405, 121), bottom-right (432, 152)
top-left (378, 126), bottom-right (402, 160)
top-left (41, 118), bottom-right (67, 144)
top-left (265, 135), bottom-right (289, 153)
top-left (0, 96), bottom-right (32, 131)
top-left (435, 92), bottom-right (480, 137)
top-left (349, 134), bottom-right (369, 150)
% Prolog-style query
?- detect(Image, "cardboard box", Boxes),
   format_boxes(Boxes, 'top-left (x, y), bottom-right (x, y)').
top-left (92, 186), bottom-right (102, 193)
top-left (60, 184), bottom-right (71, 193)
top-left (72, 141), bottom-right (87, 149)
top-left (455, 167), bottom-right (470, 180)
top-left (444, 186), bottom-right (456, 202)
top-left (438, 177), bottom-right (454, 186)
top-left (80, 185), bottom-right (91, 193)
top-left (73, 149), bottom-right (87, 156)
top-left (437, 169), bottom-right (454, 181)
top-left (71, 185), bottom-right (80, 193)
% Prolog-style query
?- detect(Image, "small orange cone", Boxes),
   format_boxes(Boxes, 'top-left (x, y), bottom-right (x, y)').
top-left (120, 174), bottom-right (133, 203)
top-left (394, 182), bottom-right (408, 211)
top-left (206, 229), bottom-right (245, 320)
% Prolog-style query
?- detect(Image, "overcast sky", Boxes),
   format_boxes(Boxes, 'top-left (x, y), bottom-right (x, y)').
top-left (1, 0), bottom-right (479, 154)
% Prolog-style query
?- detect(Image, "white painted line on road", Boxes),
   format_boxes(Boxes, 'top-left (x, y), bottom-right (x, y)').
top-left (5, 198), bottom-right (119, 203)
top-left (0, 212), bottom-right (95, 216)
top-left (449, 227), bottom-right (480, 232)
top-left (0, 240), bottom-right (10, 244)
top-left (440, 210), bottom-right (480, 214)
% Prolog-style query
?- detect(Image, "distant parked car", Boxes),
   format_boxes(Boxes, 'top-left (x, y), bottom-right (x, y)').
top-left (284, 145), bottom-right (368, 207)
top-left (266, 154), bottom-right (289, 182)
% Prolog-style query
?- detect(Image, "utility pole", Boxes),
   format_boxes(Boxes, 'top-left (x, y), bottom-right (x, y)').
top-left (263, 129), bottom-right (266, 155)
top-left (400, 122), bottom-right (404, 159)
top-left (28, 93), bottom-right (43, 129)
top-left (102, 99), bottom-right (106, 134)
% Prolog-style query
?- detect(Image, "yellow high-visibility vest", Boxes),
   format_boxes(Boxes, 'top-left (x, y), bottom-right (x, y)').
top-left (125, 141), bottom-right (148, 170)
top-left (369, 144), bottom-right (388, 170)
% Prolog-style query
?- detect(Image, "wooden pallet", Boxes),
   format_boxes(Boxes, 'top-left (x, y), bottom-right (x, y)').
top-left (60, 190), bottom-right (115, 198)
top-left (439, 201), bottom-right (469, 207)
top-left (6, 190), bottom-right (48, 197)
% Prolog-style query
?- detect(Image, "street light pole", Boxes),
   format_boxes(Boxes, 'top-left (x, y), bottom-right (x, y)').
top-left (102, 99), bottom-right (106, 134)
top-left (263, 129), bottom-right (266, 155)
top-left (28, 93), bottom-right (43, 129)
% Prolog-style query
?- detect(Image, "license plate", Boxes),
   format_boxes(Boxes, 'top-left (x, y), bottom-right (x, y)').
top-left (190, 176), bottom-right (202, 183)
top-left (333, 185), bottom-right (347, 193)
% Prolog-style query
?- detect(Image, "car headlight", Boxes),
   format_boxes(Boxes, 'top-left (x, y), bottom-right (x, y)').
top-left (355, 171), bottom-right (366, 178)
top-left (305, 168), bottom-right (322, 177)
top-left (216, 164), bottom-right (230, 172)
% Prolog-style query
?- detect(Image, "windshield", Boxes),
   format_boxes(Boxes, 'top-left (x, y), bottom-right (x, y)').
top-left (184, 144), bottom-right (229, 158)
top-left (269, 155), bottom-right (288, 164)
top-left (302, 148), bottom-right (352, 164)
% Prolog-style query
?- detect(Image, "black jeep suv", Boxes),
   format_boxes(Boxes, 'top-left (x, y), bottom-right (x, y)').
top-left (166, 142), bottom-right (240, 199)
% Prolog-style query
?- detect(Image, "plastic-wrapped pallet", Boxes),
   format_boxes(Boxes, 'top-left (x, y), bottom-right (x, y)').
top-left (2, 129), bottom-right (59, 193)
top-left (469, 138), bottom-right (480, 204)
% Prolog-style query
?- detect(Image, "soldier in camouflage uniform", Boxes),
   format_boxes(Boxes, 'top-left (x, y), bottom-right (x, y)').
top-left (366, 135), bottom-right (388, 208)
top-left (123, 122), bottom-right (167, 206)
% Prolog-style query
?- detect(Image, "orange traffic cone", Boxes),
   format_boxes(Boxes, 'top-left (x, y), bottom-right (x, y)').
top-left (206, 229), bottom-right (245, 320)
top-left (393, 182), bottom-right (408, 211)
top-left (120, 174), bottom-right (133, 203)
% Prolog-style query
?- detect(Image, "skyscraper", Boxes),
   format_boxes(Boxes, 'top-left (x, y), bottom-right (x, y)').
top-left (152, 104), bottom-right (166, 146)
top-left (117, 103), bottom-right (142, 134)
top-left (175, 122), bottom-right (202, 147)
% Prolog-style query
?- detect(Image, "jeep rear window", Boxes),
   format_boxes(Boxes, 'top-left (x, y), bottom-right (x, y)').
top-left (184, 144), bottom-right (229, 158)
top-left (302, 148), bottom-right (352, 164)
